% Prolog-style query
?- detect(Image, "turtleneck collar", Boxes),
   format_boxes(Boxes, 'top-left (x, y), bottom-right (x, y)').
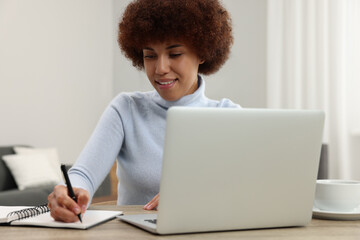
top-left (151, 75), bottom-right (206, 109)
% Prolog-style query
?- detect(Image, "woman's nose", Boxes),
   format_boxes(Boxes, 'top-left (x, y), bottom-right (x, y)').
top-left (155, 55), bottom-right (170, 75)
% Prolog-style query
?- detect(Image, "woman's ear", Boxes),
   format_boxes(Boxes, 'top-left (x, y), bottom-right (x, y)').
top-left (199, 59), bottom-right (205, 64)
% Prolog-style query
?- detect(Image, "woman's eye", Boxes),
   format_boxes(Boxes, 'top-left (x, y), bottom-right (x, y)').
top-left (170, 53), bottom-right (182, 58)
top-left (144, 55), bottom-right (155, 59)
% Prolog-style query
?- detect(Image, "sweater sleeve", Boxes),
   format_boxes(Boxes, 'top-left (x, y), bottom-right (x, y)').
top-left (68, 95), bottom-right (127, 200)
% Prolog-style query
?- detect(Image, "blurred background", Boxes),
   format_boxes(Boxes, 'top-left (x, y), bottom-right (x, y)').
top-left (0, 0), bottom-right (359, 180)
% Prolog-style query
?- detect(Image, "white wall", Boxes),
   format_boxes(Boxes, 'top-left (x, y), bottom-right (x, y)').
top-left (0, 0), bottom-right (113, 164)
top-left (0, 0), bottom-right (266, 164)
top-left (113, 0), bottom-right (267, 108)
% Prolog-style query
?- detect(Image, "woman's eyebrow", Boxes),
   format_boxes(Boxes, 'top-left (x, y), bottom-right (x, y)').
top-left (143, 44), bottom-right (183, 51)
top-left (166, 44), bottom-right (183, 49)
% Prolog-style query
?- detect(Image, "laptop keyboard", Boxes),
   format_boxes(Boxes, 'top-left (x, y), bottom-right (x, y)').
top-left (145, 219), bottom-right (157, 224)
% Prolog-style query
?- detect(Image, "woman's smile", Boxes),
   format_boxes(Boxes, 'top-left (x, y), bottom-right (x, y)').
top-left (155, 78), bottom-right (178, 89)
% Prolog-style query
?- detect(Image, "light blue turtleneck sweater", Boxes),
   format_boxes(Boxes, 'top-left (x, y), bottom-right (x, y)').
top-left (68, 76), bottom-right (240, 205)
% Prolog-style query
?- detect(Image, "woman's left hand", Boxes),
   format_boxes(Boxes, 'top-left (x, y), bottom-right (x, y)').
top-left (144, 193), bottom-right (159, 210)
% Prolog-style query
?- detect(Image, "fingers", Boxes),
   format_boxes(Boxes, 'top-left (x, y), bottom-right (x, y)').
top-left (74, 188), bottom-right (90, 213)
top-left (144, 193), bottom-right (159, 210)
top-left (48, 185), bottom-right (89, 222)
top-left (48, 185), bottom-right (79, 222)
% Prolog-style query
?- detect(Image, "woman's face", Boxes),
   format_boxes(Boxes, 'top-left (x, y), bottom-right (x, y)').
top-left (143, 42), bottom-right (204, 101)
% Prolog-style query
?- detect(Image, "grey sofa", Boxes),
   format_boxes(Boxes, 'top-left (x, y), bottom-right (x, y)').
top-left (317, 144), bottom-right (328, 179)
top-left (1, 144), bottom-right (328, 206)
top-left (0, 146), bottom-right (112, 206)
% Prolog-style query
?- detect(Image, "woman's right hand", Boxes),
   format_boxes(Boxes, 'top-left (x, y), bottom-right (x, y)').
top-left (47, 185), bottom-right (89, 223)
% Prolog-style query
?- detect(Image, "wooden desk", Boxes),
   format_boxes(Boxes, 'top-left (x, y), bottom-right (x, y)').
top-left (2, 203), bottom-right (360, 240)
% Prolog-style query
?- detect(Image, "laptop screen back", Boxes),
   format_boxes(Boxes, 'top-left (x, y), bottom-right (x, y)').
top-left (156, 107), bottom-right (324, 234)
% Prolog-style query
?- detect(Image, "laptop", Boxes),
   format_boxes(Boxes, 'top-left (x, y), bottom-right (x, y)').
top-left (118, 107), bottom-right (325, 234)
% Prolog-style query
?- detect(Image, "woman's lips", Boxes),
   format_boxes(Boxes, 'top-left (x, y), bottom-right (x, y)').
top-left (155, 79), bottom-right (177, 89)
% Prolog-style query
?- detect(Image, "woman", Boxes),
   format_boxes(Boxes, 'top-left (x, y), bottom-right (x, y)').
top-left (48, 0), bottom-right (240, 223)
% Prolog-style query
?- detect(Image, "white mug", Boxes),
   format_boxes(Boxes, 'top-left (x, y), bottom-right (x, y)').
top-left (314, 179), bottom-right (360, 212)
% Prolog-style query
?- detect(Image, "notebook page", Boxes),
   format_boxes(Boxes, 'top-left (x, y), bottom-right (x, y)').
top-left (0, 206), bottom-right (35, 223)
top-left (11, 210), bottom-right (122, 229)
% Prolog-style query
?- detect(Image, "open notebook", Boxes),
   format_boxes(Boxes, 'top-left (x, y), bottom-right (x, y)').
top-left (0, 205), bottom-right (122, 229)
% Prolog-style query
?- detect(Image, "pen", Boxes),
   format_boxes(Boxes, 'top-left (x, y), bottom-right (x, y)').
top-left (60, 164), bottom-right (82, 223)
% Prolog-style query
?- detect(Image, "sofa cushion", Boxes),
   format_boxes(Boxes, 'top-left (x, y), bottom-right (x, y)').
top-left (2, 154), bottom-right (60, 190)
top-left (14, 147), bottom-right (62, 180)
top-left (0, 146), bottom-right (18, 191)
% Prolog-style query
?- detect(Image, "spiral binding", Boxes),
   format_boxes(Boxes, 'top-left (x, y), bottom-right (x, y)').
top-left (6, 204), bottom-right (50, 221)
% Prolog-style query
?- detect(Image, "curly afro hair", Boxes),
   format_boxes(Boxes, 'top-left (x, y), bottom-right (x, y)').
top-left (118, 0), bottom-right (233, 75)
